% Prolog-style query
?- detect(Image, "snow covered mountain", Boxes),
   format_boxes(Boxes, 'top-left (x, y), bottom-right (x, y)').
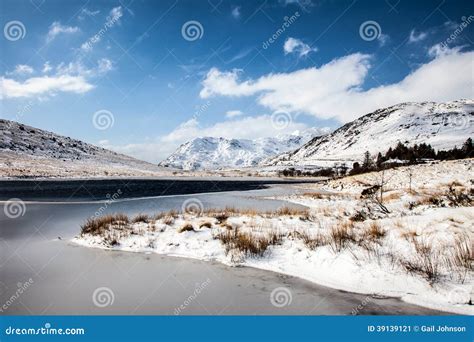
top-left (159, 128), bottom-right (329, 170)
top-left (0, 119), bottom-right (167, 177)
top-left (266, 100), bottom-right (473, 167)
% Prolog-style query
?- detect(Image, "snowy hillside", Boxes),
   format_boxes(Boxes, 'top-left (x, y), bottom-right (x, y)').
top-left (160, 128), bottom-right (329, 170)
top-left (0, 119), bottom-right (169, 178)
top-left (267, 100), bottom-right (473, 167)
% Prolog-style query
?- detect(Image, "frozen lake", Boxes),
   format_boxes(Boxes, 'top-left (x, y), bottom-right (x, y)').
top-left (0, 180), bottom-right (447, 315)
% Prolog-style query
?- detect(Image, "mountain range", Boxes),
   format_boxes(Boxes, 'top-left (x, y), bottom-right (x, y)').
top-left (1, 100), bottom-right (472, 177)
top-left (265, 100), bottom-right (473, 167)
top-left (159, 128), bottom-right (330, 170)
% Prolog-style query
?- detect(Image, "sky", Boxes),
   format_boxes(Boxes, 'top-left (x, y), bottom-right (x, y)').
top-left (1, 0), bottom-right (473, 163)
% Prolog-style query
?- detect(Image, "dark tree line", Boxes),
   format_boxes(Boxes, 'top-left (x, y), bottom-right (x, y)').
top-left (278, 138), bottom-right (473, 178)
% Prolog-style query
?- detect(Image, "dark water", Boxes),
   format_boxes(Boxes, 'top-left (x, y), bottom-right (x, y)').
top-left (0, 182), bottom-right (448, 315)
top-left (0, 178), bottom-right (317, 201)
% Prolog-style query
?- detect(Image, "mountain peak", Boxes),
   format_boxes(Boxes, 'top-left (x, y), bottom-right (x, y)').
top-left (159, 128), bottom-right (329, 170)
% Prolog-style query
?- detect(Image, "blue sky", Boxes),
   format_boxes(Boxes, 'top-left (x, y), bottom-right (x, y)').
top-left (1, 0), bottom-right (473, 162)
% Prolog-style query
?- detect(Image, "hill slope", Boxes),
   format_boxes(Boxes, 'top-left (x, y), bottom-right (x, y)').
top-left (266, 100), bottom-right (473, 167)
top-left (0, 119), bottom-right (169, 178)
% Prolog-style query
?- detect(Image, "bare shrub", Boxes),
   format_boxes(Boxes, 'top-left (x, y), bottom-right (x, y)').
top-left (447, 235), bottom-right (473, 282)
top-left (400, 238), bottom-right (442, 283)
top-left (445, 185), bottom-right (473, 207)
top-left (329, 221), bottom-right (357, 253)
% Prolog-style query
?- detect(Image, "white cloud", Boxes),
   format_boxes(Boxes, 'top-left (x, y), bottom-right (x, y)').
top-left (409, 29), bottom-right (428, 43)
top-left (104, 115), bottom-right (310, 163)
top-left (427, 43), bottom-right (462, 58)
top-left (200, 49), bottom-right (473, 122)
top-left (226, 110), bottom-right (243, 118)
top-left (56, 59), bottom-right (113, 77)
top-left (281, 0), bottom-right (315, 8)
top-left (97, 58), bottom-right (113, 74)
top-left (284, 37), bottom-right (317, 57)
top-left (1, 59), bottom-right (113, 99)
top-left (42, 62), bottom-right (52, 73)
top-left (377, 33), bottom-right (390, 46)
top-left (7, 64), bottom-right (34, 76)
top-left (107, 6), bottom-right (123, 25)
top-left (78, 8), bottom-right (101, 20)
top-left (0, 75), bottom-right (93, 99)
top-left (80, 6), bottom-right (123, 52)
top-left (46, 22), bottom-right (79, 42)
top-left (232, 6), bottom-right (241, 19)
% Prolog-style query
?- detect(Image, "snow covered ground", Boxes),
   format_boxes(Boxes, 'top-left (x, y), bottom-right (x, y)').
top-left (73, 159), bottom-right (473, 314)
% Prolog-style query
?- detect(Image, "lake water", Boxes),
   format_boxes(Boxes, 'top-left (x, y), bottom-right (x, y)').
top-left (0, 180), bottom-right (446, 315)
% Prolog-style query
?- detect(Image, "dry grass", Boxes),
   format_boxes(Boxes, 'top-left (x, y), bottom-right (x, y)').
top-left (400, 229), bottom-right (418, 241)
top-left (154, 210), bottom-right (178, 220)
top-left (316, 206), bottom-right (334, 217)
top-left (300, 230), bottom-right (328, 250)
top-left (329, 221), bottom-right (357, 253)
top-left (364, 222), bottom-right (386, 241)
top-left (80, 213), bottom-right (129, 236)
top-left (177, 223), bottom-right (195, 233)
top-left (302, 192), bottom-right (325, 199)
top-left (214, 229), bottom-right (283, 258)
top-left (410, 184), bottom-right (473, 209)
top-left (132, 213), bottom-right (150, 223)
top-left (199, 221), bottom-right (213, 229)
top-left (447, 235), bottom-right (473, 282)
top-left (383, 191), bottom-right (402, 202)
top-left (400, 238), bottom-right (442, 283)
top-left (274, 206), bottom-right (310, 217)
